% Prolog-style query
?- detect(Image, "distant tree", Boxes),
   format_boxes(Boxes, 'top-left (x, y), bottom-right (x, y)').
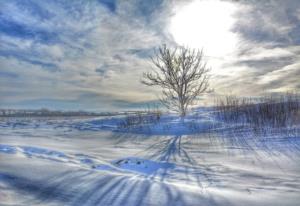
top-left (141, 45), bottom-right (210, 117)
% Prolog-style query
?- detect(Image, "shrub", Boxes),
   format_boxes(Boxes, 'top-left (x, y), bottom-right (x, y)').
top-left (118, 110), bottom-right (161, 129)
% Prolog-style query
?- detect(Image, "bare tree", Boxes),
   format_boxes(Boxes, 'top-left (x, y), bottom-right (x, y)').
top-left (141, 45), bottom-right (210, 117)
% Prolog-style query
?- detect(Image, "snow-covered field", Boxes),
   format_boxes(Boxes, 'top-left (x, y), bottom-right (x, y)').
top-left (0, 111), bottom-right (300, 206)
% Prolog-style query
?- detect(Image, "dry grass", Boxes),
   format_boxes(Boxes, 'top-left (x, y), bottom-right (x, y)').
top-left (215, 93), bottom-right (300, 129)
top-left (118, 109), bottom-right (162, 129)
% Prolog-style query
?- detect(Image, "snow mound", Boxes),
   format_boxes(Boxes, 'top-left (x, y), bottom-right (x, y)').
top-left (71, 114), bottom-right (217, 135)
top-left (0, 144), bottom-right (175, 176)
top-left (21, 146), bottom-right (67, 158)
top-left (112, 157), bottom-right (175, 175)
top-left (0, 144), bottom-right (17, 154)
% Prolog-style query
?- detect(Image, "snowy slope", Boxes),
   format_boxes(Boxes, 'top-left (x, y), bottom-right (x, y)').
top-left (0, 110), bottom-right (300, 205)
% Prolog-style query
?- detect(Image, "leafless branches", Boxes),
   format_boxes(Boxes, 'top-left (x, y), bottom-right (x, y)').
top-left (141, 45), bottom-right (210, 116)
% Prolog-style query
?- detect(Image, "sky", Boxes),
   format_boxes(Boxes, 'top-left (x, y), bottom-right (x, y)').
top-left (0, 0), bottom-right (300, 111)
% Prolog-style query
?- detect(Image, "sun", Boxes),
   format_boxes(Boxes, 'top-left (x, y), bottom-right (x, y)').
top-left (170, 0), bottom-right (238, 57)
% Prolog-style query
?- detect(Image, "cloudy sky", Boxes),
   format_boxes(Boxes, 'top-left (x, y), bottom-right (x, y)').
top-left (1, 0), bottom-right (299, 111)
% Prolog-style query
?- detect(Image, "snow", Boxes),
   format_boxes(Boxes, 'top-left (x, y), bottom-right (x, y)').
top-left (112, 157), bottom-right (175, 175)
top-left (0, 144), bottom-right (17, 154)
top-left (0, 110), bottom-right (300, 205)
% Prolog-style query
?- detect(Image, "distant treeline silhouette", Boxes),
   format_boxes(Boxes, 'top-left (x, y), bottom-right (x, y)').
top-left (0, 108), bottom-right (140, 117)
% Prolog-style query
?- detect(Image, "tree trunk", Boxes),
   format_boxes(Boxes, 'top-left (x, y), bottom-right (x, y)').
top-left (180, 101), bottom-right (186, 117)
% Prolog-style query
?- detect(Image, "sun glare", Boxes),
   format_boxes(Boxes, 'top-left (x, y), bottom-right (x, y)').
top-left (170, 0), bottom-right (238, 57)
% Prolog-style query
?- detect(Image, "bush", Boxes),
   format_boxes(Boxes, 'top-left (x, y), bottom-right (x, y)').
top-left (118, 110), bottom-right (161, 129)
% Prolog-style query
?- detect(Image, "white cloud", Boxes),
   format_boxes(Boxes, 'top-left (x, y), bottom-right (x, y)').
top-left (1, 0), bottom-right (299, 110)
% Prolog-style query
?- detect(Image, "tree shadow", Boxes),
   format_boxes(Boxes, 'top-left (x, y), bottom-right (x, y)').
top-left (0, 168), bottom-right (226, 206)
